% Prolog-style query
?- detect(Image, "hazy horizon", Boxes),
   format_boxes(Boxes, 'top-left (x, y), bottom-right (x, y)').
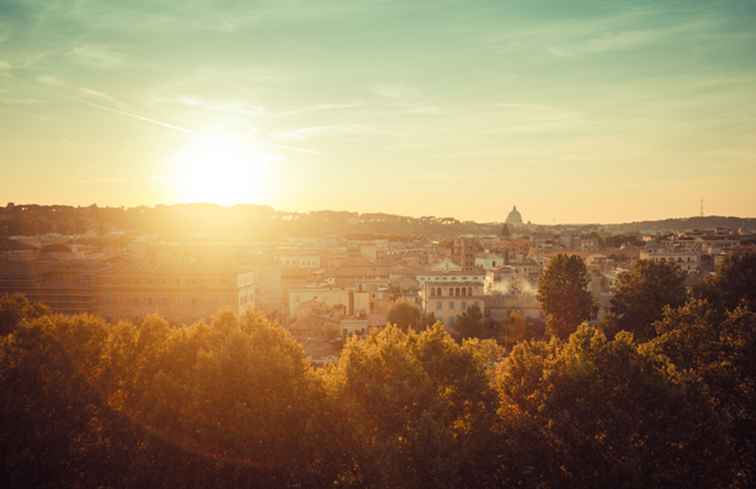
top-left (2, 0), bottom-right (756, 223)
top-left (4, 199), bottom-right (755, 227)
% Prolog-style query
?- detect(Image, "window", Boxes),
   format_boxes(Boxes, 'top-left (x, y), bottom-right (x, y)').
top-left (449, 301), bottom-right (455, 309)
top-left (455, 287), bottom-right (460, 296)
top-left (436, 301), bottom-right (442, 310)
top-left (461, 301), bottom-right (467, 310)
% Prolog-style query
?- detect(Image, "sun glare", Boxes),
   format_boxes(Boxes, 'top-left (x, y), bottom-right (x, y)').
top-left (169, 131), bottom-right (278, 206)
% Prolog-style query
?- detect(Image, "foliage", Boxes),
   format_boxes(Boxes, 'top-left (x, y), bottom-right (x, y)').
top-left (1, 289), bottom-right (754, 489)
top-left (495, 325), bottom-right (733, 488)
top-left (386, 301), bottom-right (427, 330)
top-left (694, 253), bottom-right (756, 315)
top-left (327, 324), bottom-right (501, 489)
top-left (454, 304), bottom-right (491, 340)
top-left (537, 254), bottom-right (596, 339)
top-left (0, 293), bottom-right (49, 335)
top-left (645, 300), bottom-right (756, 487)
top-left (607, 259), bottom-right (688, 341)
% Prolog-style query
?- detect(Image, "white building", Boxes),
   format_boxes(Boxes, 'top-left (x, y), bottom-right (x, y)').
top-left (237, 272), bottom-right (256, 316)
top-left (279, 253), bottom-right (321, 269)
top-left (474, 253), bottom-right (505, 270)
top-left (420, 281), bottom-right (485, 325)
top-left (416, 270), bottom-right (485, 286)
top-left (429, 258), bottom-right (463, 272)
top-left (640, 249), bottom-right (700, 273)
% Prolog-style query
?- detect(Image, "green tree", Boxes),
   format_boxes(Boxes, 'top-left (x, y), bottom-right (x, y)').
top-left (0, 293), bottom-right (49, 336)
top-left (494, 325), bottom-right (733, 488)
top-left (386, 301), bottom-right (429, 331)
top-left (328, 324), bottom-right (500, 489)
top-left (694, 252), bottom-right (756, 315)
top-left (646, 300), bottom-right (756, 487)
top-left (607, 259), bottom-right (687, 341)
top-left (455, 304), bottom-right (488, 340)
top-left (537, 254), bottom-right (595, 339)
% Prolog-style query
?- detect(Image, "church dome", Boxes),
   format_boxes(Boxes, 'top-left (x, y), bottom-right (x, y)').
top-left (506, 205), bottom-right (523, 225)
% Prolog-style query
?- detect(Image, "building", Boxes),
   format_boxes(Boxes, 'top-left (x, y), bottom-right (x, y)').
top-left (640, 249), bottom-right (700, 273)
top-left (416, 270), bottom-right (486, 286)
top-left (451, 238), bottom-right (480, 270)
top-left (288, 286), bottom-right (371, 318)
top-left (237, 272), bottom-right (256, 316)
top-left (278, 252), bottom-right (321, 269)
top-left (429, 257), bottom-right (462, 272)
top-left (483, 294), bottom-right (542, 321)
top-left (505, 205), bottom-right (523, 225)
top-left (420, 280), bottom-right (485, 325)
top-left (474, 253), bottom-right (505, 270)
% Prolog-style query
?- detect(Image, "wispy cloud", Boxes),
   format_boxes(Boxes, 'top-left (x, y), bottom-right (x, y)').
top-left (79, 87), bottom-right (127, 109)
top-left (176, 96), bottom-right (266, 118)
top-left (272, 124), bottom-right (388, 142)
top-left (404, 105), bottom-right (442, 115)
top-left (0, 97), bottom-right (42, 106)
top-left (372, 83), bottom-right (412, 100)
top-left (548, 19), bottom-right (715, 57)
top-left (487, 103), bottom-right (586, 135)
top-left (68, 44), bottom-right (124, 69)
top-left (275, 102), bottom-right (365, 118)
top-left (83, 101), bottom-right (191, 133)
top-left (36, 74), bottom-right (64, 86)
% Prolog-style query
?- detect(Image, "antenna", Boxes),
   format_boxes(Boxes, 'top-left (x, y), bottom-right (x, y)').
top-left (700, 198), bottom-right (704, 218)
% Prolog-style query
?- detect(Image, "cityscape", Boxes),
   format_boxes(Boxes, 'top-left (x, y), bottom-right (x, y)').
top-left (2, 1), bottom-right (756, 488)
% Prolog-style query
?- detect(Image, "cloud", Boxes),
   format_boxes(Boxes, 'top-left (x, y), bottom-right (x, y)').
top-left (0, 97), bottom-right (41, 106)
top-left (487, 103), bottom-right (586, 135)
top-left (83, 101), bottom-right (191, 133)
top-left (547, 14), bottom-right (720, 58)
top-left (36, 74), bottom-right (64, 86)
top-left (176, 96), bottom-right (266, 118)
top-left (272, 124), bottom-right (386, 142)
top-left (275, 102), bottom-right (365, 118)
top-left (404, 105), bottom-right (441, 115)
top-left (79, 87), bottom-right (129, 110)
top-left (372, 83), bottom-right (410, 99)
top-left (68, 44), bottom-right (124, 69)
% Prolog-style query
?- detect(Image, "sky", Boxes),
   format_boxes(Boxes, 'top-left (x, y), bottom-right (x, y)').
top-left (1, 0), bottom-right (755, 224)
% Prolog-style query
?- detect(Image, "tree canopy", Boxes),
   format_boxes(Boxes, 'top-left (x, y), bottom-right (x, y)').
top-left (2, 257), bottom-right (755, 489)
top-left (607, 259), bottom-right (688, 341)
top-left (537, 254), bottom-right (596, 338)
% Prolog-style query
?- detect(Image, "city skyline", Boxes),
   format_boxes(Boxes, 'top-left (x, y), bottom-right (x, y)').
top-left (2, 0), bottom-right (756, 223)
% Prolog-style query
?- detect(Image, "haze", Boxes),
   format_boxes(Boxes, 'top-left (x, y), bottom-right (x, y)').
top-left (1, 0), bottom-right (755, 223)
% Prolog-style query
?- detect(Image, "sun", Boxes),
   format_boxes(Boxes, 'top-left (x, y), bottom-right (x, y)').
top-left (169, 131), bottom-right (279, 206)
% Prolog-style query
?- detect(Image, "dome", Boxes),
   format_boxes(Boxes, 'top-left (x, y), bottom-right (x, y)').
top-left (506, 205), bottom-right (523, 225)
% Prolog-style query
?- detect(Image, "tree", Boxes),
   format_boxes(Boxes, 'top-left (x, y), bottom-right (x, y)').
top-left (694, 252), bottom-right (756, 315)
top-left (607, 259), bottom-right (687, 341)
top-left (455, 304), bottom-right (489, 340)
top-left (327, 324), bottom-right (500, 489)
top-left (0, 293), bottom-right (49, 336)
top-left (537, 255), bottom-right (595, 339)
top-left (386, 302), bottom-right (429, 331)
top-left (645, 300), bottom-right (756, 487)
top-left (494, 325), bottom-right (734, 488)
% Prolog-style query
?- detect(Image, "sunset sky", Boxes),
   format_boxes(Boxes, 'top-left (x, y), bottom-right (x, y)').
top-left (1, 0), bottom-right (755, 224)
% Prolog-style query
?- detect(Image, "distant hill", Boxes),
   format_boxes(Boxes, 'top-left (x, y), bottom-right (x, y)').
top-left (606, 216), bottom-right (756, 233)
top-left (1, 204), bottom-right (753, 239)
